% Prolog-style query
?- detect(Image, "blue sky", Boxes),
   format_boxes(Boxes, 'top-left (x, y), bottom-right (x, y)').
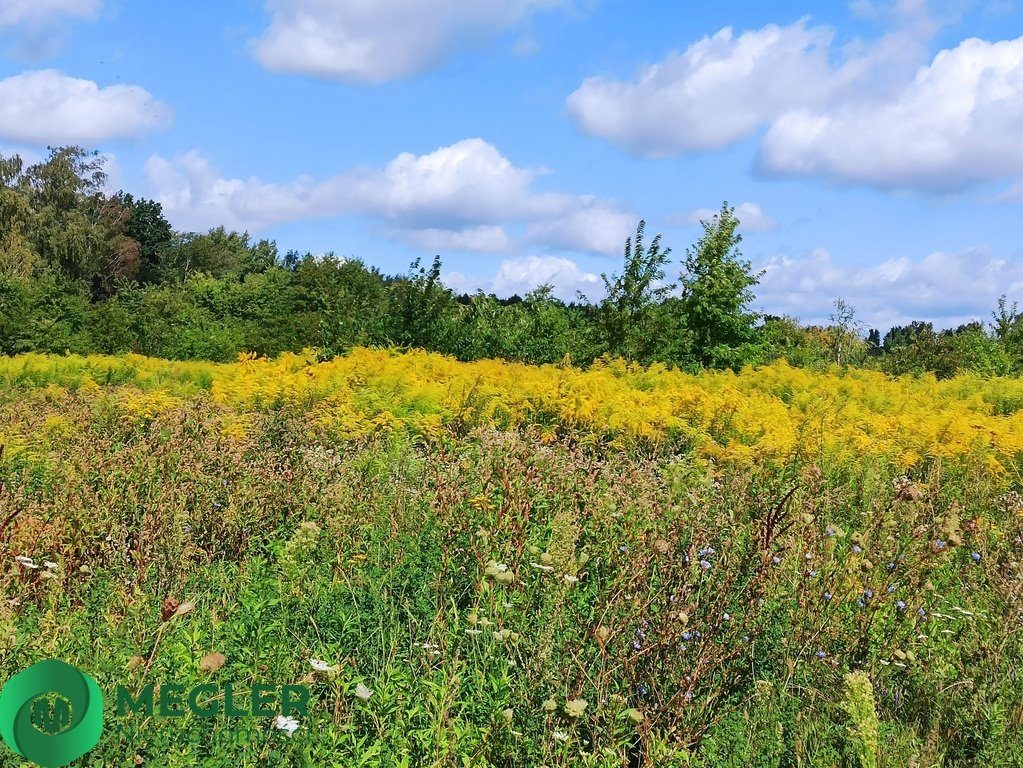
top-left (2, 0), bottom-right (1023, 330)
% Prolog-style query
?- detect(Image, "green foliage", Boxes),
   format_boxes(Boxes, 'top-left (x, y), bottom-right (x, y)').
top-left (2, 144), bottom-right (1023, 379)
top-left (597, 220), bottom-right (678, 363)
top-left (679, 202), bottom-right (763, 369)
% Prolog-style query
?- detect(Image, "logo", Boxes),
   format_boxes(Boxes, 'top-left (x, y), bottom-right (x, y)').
top-left (0, 659), bottom-right (104, 768)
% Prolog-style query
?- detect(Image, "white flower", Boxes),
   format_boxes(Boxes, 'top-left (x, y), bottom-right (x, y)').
top-left (273, 714), bottom-right (300, 736)
top-left (309, 659), bottom-right (336, 673)
top-left (553, 730), bottom-right (570, 742)
top-left (15, 556), bottom-right (38, 570)
top-left (354, 683), bottom-right (373, 701)
top-left (465, 629), bottom-right (483, 635)
top-left (563, 575), bottom-right (579, 584)
top-left (43, 561), bottom-right (58, 571)
top-left (530, 562), bottom-right (554, 572)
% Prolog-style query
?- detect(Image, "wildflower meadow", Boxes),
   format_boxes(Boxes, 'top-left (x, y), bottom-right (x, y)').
top-left (2, 350), bottom-right (1022, 766)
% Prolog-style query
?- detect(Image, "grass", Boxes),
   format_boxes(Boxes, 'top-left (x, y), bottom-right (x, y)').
top-left (1, 353), bottom-right (1022, 766)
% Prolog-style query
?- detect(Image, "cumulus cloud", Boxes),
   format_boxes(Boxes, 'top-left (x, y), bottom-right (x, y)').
top-left (754, 245), bottom-right (1023, 328)
top-left (567, 5), bottom-right (1023, 193)
top-left (0, 70), bottom-right (171, 145)
top-left (445, 255), bottom-right (601, 300)
top-left (0, 0), bottom-right (98, 27)
top-left (758, 36), bottom-right (1023, 191)
top-left (145, 138), bottom-right (636, 256)
top-left (567, 20), bottom-right (839, 155)
top-left (252, 0), bottom-right (568, 83)
top-left (666, 201), bottom-right (776, 232)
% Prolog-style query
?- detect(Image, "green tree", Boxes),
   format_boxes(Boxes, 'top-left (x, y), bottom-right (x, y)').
top-left (118, 193), bottom-right (173, 284)
top-left (596, 220), bottom-right (676, 363)
top-left (679, 202), bottom-right (763, 369)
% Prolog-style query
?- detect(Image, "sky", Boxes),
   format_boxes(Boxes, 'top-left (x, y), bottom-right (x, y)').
top-left (1, 0), bottom-right (1023, 330)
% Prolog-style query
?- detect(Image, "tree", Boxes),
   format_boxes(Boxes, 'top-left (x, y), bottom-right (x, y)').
top-left (118, 193), bottom-right (173, 284)
top-left (596, 220), bottom-right (676, 363)
top-left (829, 298), bottom-right (864, 365)
top-left (679, 202), bottom-right (763, 368)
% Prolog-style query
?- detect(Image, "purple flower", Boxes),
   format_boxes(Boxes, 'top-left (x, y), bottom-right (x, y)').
top-left (934, 539), bottom-right (946, 550)
top-left (826, 526), bottom-right (836, 537)
top-left (619, 545), bottom-right (629, 553)
top-left (824, 592), bottom-right (833, 601)
top-left (772, 556), bottom-right (781, 565)
top-left (699, 559), bottom-right (712, 571)
top-left (632, 639), bottom-right (642, 650)
top-left (864, 589), bottom-right (874, 600)
top-left (681, 631), bottom-right (692, 641)
top-left (896, 600), bottom-right (907, 611)
top-left (698, 546), bottom-right (715, 557)
top-left (886, 562), bottom-right (896, 573)
top-left (917, 607), bottom-right (927, 619)
top-left (852, 545), bottom-right (863, 555)
top-left (971, 552), bottom-right (981, 562)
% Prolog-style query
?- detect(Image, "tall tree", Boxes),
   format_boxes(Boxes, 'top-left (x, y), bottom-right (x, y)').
top-left (596, 220), bottom-right (675, 363)
top-left (679, 202), bottom-right (762, 368)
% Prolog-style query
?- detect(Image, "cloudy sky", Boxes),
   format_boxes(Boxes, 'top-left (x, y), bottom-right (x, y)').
top-left (1, 0), bottom-right (1022, 329)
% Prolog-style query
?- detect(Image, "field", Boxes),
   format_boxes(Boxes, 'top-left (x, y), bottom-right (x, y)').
top-left (2, 350), bottom-right (1022, 766)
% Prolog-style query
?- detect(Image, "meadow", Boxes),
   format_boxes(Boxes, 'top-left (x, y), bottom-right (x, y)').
top-left (1, 350), bottom-right (1022, 766)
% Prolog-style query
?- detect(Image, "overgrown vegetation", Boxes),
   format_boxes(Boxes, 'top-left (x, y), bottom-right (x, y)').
top-left (2, 355), bottom-right (1023, 765)
top-left (4, 147), bottom-right (1023, 378)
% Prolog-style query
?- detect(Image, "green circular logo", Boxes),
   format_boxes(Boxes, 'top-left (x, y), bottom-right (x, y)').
top-left (0, 660), bottom-right (104, 768)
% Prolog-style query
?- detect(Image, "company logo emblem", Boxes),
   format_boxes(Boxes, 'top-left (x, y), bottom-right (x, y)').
top-left (0, 659), bottom-right (104, 768)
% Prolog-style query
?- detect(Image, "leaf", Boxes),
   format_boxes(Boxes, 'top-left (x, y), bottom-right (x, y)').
top-left (199, 652), bottom-right (226, 673)
top-left (174, 601), bottom-right (195, 617)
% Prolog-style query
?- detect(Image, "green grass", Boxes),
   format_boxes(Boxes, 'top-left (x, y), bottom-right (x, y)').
top-left (1, 393), bottom-right (1022, 767)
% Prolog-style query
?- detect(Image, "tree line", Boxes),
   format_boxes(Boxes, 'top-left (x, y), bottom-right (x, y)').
top-left (2, 146), bottom-right (1022, 377)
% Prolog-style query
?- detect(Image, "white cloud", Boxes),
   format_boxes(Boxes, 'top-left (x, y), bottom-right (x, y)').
top-left (0, 0), bottom-right (98, 27)
top-left (566, 7), bottom-right (1023, 194)
top-left (252, 0), bottom-right (568, 83)
top-left (667, 201), bottom-right (776, 232)
top-left (567, 20), bottom-right (846, 155)
top-left (525, 197), bottom-right (636, 256)
top-left (145, 138), bottom-right (636, 256)
top-left (754, 245), bottom-right (1023, 328)
top-left (393, 225), bottom-right (512, 253)
top-left (758, 36), bottom-right (1023, 191)
top-left (0, 70), bottom-right (171, 145)
top-left (445, 255), bottom-right (601, 300)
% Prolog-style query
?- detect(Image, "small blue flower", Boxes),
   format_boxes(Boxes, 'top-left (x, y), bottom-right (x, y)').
top-left (698, 546), bottom-right (715, 557)
top-left (971, 551), bottom-right (981, 562)
top-left (816, 650), bottom-right (827, 659)
top-left (699, 559), bottom-right (712, 570)
top-left (917, 607), bottom-right (927, 619)
top-left (824, 592), bottom-right (833, 601)
top-left (826, 526), bottom-right (836, 537)
top-left (638, 685), bottom-right (649, 697)
top-left (772, 556), bottom-right (781, 565)
top-left (742, 635), bottom-right (750, 643)
top-left (864, 589), bottom-right (874, 600)
top-left (887, 585), bottom-right (896, 593)
top-left (682, 631), bottom-right (692, 641)
top-left (808, 569), bottom-right (818, 577)
top-left (852, 545), bottom-right (863, 554)
top-left (896, 600), bottom-right (907, 611)
top-left (632, 639), bottom-right (642, 650)
top-left (856, 598), bottom-right (866, 608)
top-left (934, 539), bottom-right (946, 550)
top-left (619, 545), bottom-right (629, 553)
top-left (886, 561), bottom-right (896, 572)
